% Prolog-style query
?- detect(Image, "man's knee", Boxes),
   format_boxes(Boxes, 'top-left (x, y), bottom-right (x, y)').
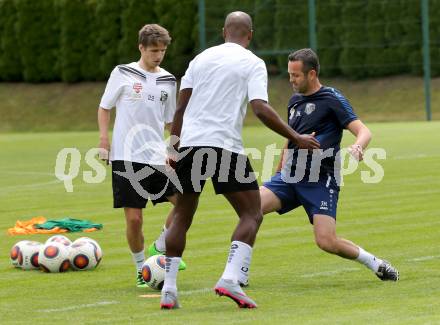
top-left (126, 211), bottom-right (143, 228)
top-left (314, 233), bottom-right (337, 253)
top-left (241, 210), bottom-right (263, 228)
top-left (173, 210), bottom-right (193, 229)
top-left (260, 186), bottom-right (281, 215)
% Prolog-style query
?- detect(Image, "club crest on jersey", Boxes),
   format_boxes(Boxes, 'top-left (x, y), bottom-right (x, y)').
top-left (305, 103), bottom-right (316, 115)
top-left (160, 91), bottom-right (168, 102)
top-left (289, 109), bottom-right (295, 120)
top-left (132, 83), bottom-right (142, 99)
top-left (133, 83), bottom-right (142, 93)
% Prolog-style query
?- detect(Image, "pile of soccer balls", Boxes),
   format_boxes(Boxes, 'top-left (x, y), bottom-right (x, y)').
top-left (10, 235), bottom-right (103, 273)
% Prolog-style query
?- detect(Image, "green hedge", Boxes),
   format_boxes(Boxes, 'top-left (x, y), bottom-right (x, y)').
top-left (95, 0), bottom-right (121, 80)
top-left (316, 0), bottom-right (341, 77)
top-left (339, 1), bottom-right (368, 79)
top-left (118, 0), bottom-right (156, 66)
top-left (155, 0), bottom-right (198, 77)
top-left (15, 0), bottom-right (60, 82)
top-left (431, 0), bottom-right (440, 77)
top-left (0, 0), bottom-right (22, 81)
top-left (403, 0), bottom-right (423, 75)
top-left (58, 0), bottom-right (95, 82)
top-left (0, 0), bottom-right (437, 81)
top-left (365, 1), bottom-right (386, 77)
top-left (275, 0), bottom-right (309, 70)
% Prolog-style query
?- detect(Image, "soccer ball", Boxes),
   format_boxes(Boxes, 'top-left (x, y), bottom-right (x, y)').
top-left (46, 235), bottom-right (72, 247)
top-left (18, 241), bottom-right (43, 270)
top-left (73, 237), bottom-right (102, 258)
top-left (38, 241), bottom-right (71, 273)
top-left (10, 240), bottom-right (40, 268)
top-left (141, 255), bottom-right (166, 290)
top-left (10, 240), bottom-right (31, 268)
top-left (72, 237), bottom-right (103, 266)
top-left (69, 241), bottom-right (100, 271)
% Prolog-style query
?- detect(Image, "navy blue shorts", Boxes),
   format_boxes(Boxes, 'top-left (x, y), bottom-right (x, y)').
top-left (263, 172), bottom-right (340, 224)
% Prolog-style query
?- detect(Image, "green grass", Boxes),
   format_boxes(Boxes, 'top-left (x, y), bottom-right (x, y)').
top-left (1, 122), bottom-right (440, 324)
top-left (1, 75), bottom-right (439, 132)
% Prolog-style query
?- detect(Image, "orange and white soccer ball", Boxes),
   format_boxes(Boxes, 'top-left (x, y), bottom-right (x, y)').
top-left (18, 241), bottom-right (43, 270)
top-left (10, 240), bottom-right (41, 269)
top-left (72, 237), bottom-right (103, 267)
top-left (141, 255), bottom-right (166, 290)
top-left (38, 241), bottom-right (70, 273)
top-left (10, 240), bottom-right (30, 268)
top-left (46, 235), bottom-right (72, 247)
top-left (69, 240), bottom-right (102, 271)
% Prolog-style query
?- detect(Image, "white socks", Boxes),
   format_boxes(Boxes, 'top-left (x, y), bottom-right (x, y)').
top-left (221, 241), bottom-right (253, 284)
top-left (163, 256), bottom-right (181, 292)
top-left (155, 226), bottom-right (168, 252)
top-left (356, 247), bottom-right (382, 272)
top-left (238, 248), bottom-right (252, 285)
top-left (131, 249), bottom-right (145, 271)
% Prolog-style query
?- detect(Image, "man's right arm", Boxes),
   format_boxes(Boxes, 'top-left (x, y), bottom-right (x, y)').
top-left (250, 99), bottom-right (320, 150)
top-left (97, 68), bottom-right (122, 163)
top-left (97, 107), bottom-right (111, 163)
top-left (167, 88), bottom-right (192, 168)
top-left (170, 88), bottom-right (192, 148)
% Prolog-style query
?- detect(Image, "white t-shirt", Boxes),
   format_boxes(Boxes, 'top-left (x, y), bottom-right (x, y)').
top-left (100, 62), bottom-right (176, 165)
top-left (179, 42), bottom-right (268, 153)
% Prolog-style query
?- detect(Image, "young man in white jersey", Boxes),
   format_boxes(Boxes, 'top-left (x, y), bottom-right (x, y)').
top-left (98, 24), bottom-right (185, 288)
top-left (160, 12), bottom-right (320, 309)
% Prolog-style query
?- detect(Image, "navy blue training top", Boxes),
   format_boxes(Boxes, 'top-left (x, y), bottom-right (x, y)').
top-left (285, 86), bottom-right (358, 180)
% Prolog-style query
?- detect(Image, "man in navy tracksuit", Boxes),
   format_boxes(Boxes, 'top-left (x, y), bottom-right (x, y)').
top-left (241, 49), bottom-right (399, 286)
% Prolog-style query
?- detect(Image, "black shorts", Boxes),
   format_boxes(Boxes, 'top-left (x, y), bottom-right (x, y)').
top-left (111, 160), bottom-right (176, 209)
top-left (175, 146), bottom-right (259, 194)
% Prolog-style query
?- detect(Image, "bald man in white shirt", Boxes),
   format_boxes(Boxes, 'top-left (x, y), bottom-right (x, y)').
top-left (160, 12), bottom-right (320, 309)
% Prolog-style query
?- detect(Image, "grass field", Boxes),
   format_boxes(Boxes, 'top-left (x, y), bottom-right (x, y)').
top-left (1, 122), bottom-right (440, 324)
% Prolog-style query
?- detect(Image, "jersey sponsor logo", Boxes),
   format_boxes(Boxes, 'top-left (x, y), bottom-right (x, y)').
top-left (131, 83), bottom-right (142, 99)
top-left (305, 103), bottom-right (316, 115)
top-left (133, 83), bottom-right (143, 93)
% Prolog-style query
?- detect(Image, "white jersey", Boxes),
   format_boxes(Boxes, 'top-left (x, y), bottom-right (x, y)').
top-left (100, 62), bottom-right (176, 165)
top-left (179, 42), bottom-right (268, 153)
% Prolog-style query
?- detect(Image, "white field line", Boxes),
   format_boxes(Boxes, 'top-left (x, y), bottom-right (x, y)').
top-left (0, 171), bottom-right (55, 176)
top-left (1, 179), bottom-right (62, 191)
top-left (392, 153), bottom-right (440, 160)
top-left (300, 267), bottom-right (360, 278)
top-left (180, 287), bottom-right (212, 296)
top-left (0, 170), bottom-right (61, 191)
top-left (40, 300), bottom-right (119, 313)
top-left (407, 255), bottom-right (440, 262)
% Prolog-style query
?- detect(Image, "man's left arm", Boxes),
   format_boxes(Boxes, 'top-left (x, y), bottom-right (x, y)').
top-left (346, 119), bottom-right (372, 161)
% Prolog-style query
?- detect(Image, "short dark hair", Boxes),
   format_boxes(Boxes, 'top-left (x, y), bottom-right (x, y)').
top-left (288, 48), bottom-right (320, 76)
top-left (138, 24), bottom-right (171, 47)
